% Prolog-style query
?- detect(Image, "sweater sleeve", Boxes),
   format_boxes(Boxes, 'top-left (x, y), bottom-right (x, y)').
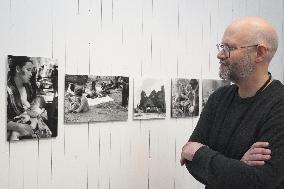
top-left (186, 99), bottom-right (284, 189)
top-left (184, 91), bottom-right (217, 185)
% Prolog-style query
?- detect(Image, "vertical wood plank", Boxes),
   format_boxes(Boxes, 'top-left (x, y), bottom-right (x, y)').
top-left (0, 0), bottom-right (10, 188)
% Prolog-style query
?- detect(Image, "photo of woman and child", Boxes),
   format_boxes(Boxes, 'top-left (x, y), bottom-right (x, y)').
top-left (7, 55), bottom-right (58, 141)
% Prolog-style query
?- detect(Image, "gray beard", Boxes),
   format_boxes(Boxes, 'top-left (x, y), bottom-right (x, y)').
top-left (219, 54), bottom-right (255, 83)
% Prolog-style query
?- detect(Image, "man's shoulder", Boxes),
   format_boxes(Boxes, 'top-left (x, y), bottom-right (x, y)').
top-left (205, 83), bottom-right (236, 108)
top-left (211, 83), bottom-right (236, 99)
top-left (267, 80), bottom-right (284, 98)
top-left (257, 80), bottom-right (284, 111)
top-left (272, 80), bottom-right (284, 90)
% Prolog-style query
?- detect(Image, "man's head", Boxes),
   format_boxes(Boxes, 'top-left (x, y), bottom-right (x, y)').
top-left (217, 17), bottom-right (278, 83)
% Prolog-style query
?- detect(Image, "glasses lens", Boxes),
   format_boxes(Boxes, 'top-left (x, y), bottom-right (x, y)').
top-left (216, 44), bottom-right (221, 52)
top-left (217, 44), bottom-right (229, 57)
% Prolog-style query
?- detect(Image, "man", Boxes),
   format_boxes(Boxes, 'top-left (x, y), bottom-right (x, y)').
top-left (180, 17), bottom-right (284, 189)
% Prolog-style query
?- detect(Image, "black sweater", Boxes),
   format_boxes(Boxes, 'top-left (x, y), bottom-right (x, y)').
top-left (186, 80), bottom-right (284, 189)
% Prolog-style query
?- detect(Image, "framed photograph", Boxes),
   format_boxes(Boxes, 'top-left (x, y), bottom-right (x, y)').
top-left (171, 78), bottom-right (199, 118)
top-left (7, 55), bottom-right (58, 141)
top-left (202, 79), bottom-right (231, 109)
top-left (133, 78), bottom-right (166, 120)
top-left (64, 75), bottom-right (129, 123)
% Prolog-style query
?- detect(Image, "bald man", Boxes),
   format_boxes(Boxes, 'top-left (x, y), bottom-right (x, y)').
top-left (180, 17), bottom-right (284, 189)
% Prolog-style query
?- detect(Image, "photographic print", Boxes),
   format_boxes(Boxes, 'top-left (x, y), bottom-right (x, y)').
top-left (7, 55), bottom-right (58, 141)
top-left (133, 78), bottom-right (166, 120)
top-left (202, 79), bottom-right (231, 109)
top-left (64, 75), bottom-right (129, 123)
top-left (171, 78), bottom-right (199, 118)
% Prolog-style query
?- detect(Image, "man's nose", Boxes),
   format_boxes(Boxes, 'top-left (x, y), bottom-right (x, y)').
top-left (217, 50), bottom-right (227, 60)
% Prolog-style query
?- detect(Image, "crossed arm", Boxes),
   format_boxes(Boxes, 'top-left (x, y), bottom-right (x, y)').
top-left (180, 139), bottom-right (284, 189)
top-left (181, 141), bottom-right (271, 167)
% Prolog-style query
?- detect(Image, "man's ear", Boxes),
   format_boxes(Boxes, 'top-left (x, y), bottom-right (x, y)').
top-left (255, 45), bottom-right (268, 63)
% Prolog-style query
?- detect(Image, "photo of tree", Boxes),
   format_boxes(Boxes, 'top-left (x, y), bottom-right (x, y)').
top-left (171, 78), bottom-right (199, 118)
top-left (133, 78), bottom-right (166, 120)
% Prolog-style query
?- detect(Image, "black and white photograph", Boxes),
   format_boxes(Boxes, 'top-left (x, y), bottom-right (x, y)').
top-left (7, 55), bottom-right (58, 141)
top-left (133, 78), bottom-right (166, 120)
top-left (64, 75), bottom-right (129, 123)
top-left (171, 78), bottom-right (199, 118)
top-left (202, 79), bottom-right (231, 109)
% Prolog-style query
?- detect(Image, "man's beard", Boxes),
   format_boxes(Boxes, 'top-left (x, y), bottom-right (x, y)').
top-left (219, 54), bottom-right (255, 83)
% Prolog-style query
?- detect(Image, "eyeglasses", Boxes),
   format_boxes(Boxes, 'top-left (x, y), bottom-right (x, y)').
top-left (216, 44), bottom-right (259, 58)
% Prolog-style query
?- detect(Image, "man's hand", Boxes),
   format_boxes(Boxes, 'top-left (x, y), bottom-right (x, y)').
top-left (180, 142), bottom-right (205, 166)
top-left (241, 142), bottom-right (271, 166)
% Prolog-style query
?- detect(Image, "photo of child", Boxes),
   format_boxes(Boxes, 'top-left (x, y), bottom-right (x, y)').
top-left (9, 96), bottom-right (52, 140)
top-left (67, 88), bottom-right (90, 113)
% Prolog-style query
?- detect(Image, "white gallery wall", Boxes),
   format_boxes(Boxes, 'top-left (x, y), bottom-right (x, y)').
top-left (0, 0), bottom-right (283, 189)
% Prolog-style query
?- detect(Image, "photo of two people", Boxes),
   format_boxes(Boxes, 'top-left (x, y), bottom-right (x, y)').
top-left (7, 55), bottom-right (58, 141)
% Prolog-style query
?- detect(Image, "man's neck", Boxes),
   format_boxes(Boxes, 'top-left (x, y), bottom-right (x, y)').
top-left (236, 73), bottom-right (271, 98)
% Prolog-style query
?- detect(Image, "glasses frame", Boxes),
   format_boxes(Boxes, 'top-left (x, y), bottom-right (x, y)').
top-left (216, 44), bottom-right (259, 58)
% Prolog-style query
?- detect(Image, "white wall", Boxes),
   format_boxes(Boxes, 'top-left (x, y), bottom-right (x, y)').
top-left (0, 0), bottom-right (283, 189)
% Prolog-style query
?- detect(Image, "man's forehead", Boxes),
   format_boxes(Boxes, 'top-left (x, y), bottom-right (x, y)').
top-left (221, 27), bottom-right (243, 46)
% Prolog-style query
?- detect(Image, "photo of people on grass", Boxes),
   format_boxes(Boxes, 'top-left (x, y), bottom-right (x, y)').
top-left (64, 75), bottom-right (129, 123)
